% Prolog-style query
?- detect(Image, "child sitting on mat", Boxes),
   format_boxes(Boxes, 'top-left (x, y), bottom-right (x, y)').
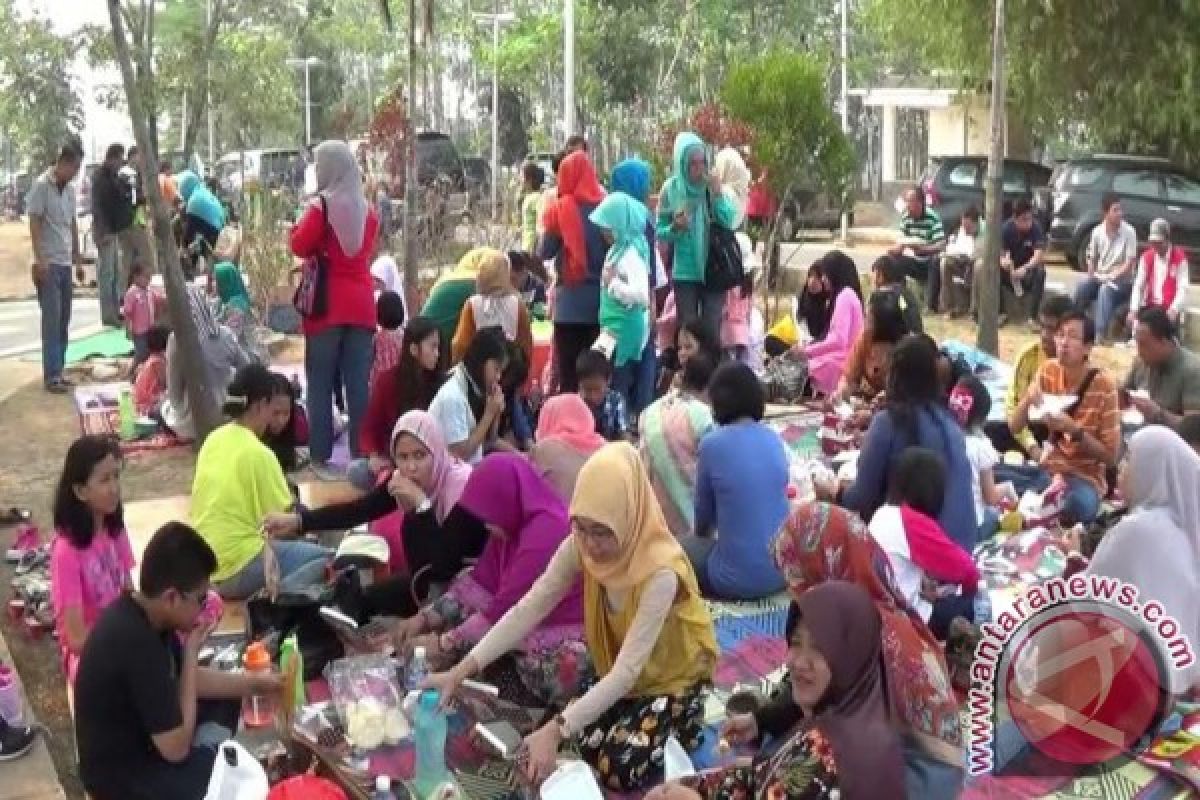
top-left (133, 325), bottom-right (170, 417)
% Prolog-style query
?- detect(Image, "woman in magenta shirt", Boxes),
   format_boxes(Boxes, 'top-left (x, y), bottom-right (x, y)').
top-left (290, 140), bottom-right (379, 479)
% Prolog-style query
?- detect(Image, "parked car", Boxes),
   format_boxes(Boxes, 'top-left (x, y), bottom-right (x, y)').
top-left (896, 156), bottom-right (1052, 236)
top-left (415, 132), bottom-right (466, 191)
top-left (461, 156), bottom-right (491, 205)
top-left (214, 148), bottom-right (302, 195)
top-left (776, 185), bottom-right (853, 240)
top-left (1033, 154), bottom-right (1200, 268)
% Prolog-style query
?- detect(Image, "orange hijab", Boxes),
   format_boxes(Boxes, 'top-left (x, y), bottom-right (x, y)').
top-left (542, 151), bottom-right (605, 286)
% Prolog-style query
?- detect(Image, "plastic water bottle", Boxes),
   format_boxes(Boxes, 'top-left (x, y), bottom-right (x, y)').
top-left (241, 642), bottom-right (275, 727)
top-left (414, 689), bottom-right (448, 796)
top-left (406, 645), bottom-right (428, 691)
top-left (371, 775), bottom-right (396, 800)
top-left (0, 664), bottom-right (25, 727)
top-left (973, 583), bottom-right (993, 626)
top-left (118, 387), bottom-right (136, 441)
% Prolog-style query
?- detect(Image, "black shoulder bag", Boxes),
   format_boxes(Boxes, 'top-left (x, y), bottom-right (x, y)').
top-left (703, 189), bottom-right (744, 291)
top-left (292, 195), bottom-right (331, 319)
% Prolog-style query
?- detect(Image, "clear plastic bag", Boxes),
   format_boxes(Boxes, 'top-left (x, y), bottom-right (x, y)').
top-left (324, 654), bottom-right (407, 750)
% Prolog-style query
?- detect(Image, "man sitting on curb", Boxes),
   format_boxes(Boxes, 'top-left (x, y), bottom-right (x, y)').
top-left (939, 204), bottom-right (982, 318)
top-left (1125, 306), bottom-right (1200, 430)
top-left (1128, 218), bottom-right (1189, 331)
top-left (74, 522), bottom-right (281, 800)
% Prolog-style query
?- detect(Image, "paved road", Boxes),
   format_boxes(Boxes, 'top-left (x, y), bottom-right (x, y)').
top-left (0, 295), bottom-right (103, 358)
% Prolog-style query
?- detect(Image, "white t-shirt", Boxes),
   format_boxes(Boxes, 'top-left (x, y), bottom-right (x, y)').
top-left (604, 249), bottom-right (650, 309)
top-left (428, 369), bottom-right (482, 464)
top-left (868, 504), bottom-right (931, 622)
top-left (964, 431), bottom-right (999, 525)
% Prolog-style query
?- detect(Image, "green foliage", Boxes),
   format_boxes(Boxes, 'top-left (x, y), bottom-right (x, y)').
top-left (721, 51), bottom-right (854, 201)
top-left (863, 0), bottom-right (1200, 167)
top-left (0, 1), bottom-right (83, 166)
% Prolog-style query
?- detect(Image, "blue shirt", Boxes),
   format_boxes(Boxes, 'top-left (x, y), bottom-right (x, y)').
top-left (841, 405), bottom-right (977, 552)
top-left (694, 421), bottom-right (789, 599)
top-left (587, 389), bottom-right (629, 441)
top-left (540, 199), bottom-right (605, 325)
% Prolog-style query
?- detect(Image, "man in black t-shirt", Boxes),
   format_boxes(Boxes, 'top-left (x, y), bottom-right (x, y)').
top-left (999, 198), bottom-right (1048, 326)
top-left (74, 522), bottom-right (280, 800)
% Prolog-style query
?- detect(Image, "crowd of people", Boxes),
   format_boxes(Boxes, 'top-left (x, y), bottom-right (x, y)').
top-left (14, 130), bottom-right (1200, 800)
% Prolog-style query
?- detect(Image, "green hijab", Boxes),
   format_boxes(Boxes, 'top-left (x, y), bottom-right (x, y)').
top-left (590, 193), bottom-right (651, 367)
top-left (660, 131), bottom-right (710, 269)
top-left (214, 261), bottom-right (251, 314)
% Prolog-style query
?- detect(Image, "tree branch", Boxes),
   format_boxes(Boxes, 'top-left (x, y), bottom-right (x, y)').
top-left (182, 0), bottom-right (227, 161)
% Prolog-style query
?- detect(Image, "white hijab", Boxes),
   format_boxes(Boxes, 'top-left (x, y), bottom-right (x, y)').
top-left (714, 147), bottom-right (751, 228)
top-left (1088, 426), bottom-right (1200, 691)
top-left (315, 140), bottom-right (369, 256)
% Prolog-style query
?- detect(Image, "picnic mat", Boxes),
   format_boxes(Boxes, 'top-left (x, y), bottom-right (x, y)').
top-left (73, 383), bottom-right (189, 453)
top-left (297, 593), bottom-right (792, 800)
top-left (22, 327), bottom-right (134, 364)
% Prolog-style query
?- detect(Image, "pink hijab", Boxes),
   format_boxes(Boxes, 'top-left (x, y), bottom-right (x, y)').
top-left (390, 410), bottom-right (472, 522)
top-left (535, 394), bottom-right (605, 454)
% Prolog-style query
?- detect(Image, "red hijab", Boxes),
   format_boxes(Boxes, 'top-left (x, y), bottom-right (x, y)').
top-left (542, 151), bottom-right (605, 286)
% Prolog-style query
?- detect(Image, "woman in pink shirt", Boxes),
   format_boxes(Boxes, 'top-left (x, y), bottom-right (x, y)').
top-left (49, 436), bottom-right (135, 684)
top-left (793, 251), bottom-right (864, 395)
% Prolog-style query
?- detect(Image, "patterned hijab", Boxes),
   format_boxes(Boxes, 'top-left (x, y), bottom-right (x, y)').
top-left (773, 501), bottom-right (964, 767)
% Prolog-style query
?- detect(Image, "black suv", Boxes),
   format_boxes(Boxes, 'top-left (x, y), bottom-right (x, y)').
top-left (1033, 155), bottom-right (1200, 268)
top-left (906, 156), bottom-right (1052, 235)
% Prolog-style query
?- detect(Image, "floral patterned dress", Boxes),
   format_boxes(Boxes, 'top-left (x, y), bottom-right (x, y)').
top-left (687, 727), bottom-right (840, 799)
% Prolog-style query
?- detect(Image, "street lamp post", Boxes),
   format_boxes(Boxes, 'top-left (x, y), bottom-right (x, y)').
top-left (286, 57), bottom-right (322, 145)
top-left (564, 0), bottom-right (575, 141)
top-left (473, 7), bottom-right (515, 221)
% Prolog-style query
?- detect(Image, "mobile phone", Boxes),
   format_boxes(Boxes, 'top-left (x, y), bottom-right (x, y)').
top-left (475, 720), bottom-right (523, 760)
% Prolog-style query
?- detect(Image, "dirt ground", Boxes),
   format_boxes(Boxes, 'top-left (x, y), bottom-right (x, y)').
top-left (0, 220), bottom-right (35, 300)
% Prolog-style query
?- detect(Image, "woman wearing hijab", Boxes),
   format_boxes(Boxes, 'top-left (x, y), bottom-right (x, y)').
top-left (529, 393), bottom-right (606, 502)
top-left (289, 139), bottom-right (379, 480)
top-left (422, 247), bottom-right (489, 360)
top-left (177, 170), bottom-right (226, 254)
top-left (451, 248), bottom-right (533, 367)
top-left (159, 285), bottom-right (252, 439)
top-left (384, 454), bottom-right (588, 704)
top-left (639, 350), bottom-right (716, 538)
top-left (771, 502), bottom-right (965, 799)
top-left (1085, 426), bottom-right (1200, 692)
top-left (657, 132), bottom-right (738, 342)
top-left (713, 147), bottom-right (752, 230)
top-left (649, 582), bottom-right (906, 800)
top-left (541, 150), bottom-right (607, 392)
top-left (426, 443), bottom-right (717, 792)
top-left (590, 193), bottom-right (653, 410)
top-left (610, 156), bottom-right (661, 416)
top-left (263, 411), bottom-right (487, 603)
top-left (791, 250), bottom-right (864, 395)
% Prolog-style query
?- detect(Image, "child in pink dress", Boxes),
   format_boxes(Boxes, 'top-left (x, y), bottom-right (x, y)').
top-left (50, 436), bottom-right (135, 684)
top-left (795, 251), bottom-right (864, 395)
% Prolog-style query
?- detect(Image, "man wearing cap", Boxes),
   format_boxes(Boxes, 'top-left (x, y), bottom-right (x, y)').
top-left (1129, 217), bottom-right (1190, 329)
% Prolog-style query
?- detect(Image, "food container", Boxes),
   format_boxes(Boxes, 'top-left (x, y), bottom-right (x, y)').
top-left (818, 427), bottom-right (855, 457)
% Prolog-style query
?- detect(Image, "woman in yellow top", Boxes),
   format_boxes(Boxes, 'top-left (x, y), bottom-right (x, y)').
top-left (426, 442), bottom-right (717, 792)
top-left (190, 364), bottom-right (332, 600)
top-left (450, 248), bottom-right (534, 368)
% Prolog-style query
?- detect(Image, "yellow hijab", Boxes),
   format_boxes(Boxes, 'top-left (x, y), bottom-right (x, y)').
top-left (473, 247), bottom-right (517, 297)
top-left (571, 442), bottom-right (683, 591)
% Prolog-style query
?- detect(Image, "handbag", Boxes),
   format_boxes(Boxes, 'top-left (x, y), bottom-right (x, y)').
top-left (292, 195), bottom-right (331, 318)
top-left (703, 189), bottom-right (744, 291)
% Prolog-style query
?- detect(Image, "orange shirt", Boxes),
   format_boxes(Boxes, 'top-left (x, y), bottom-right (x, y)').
top-left (1037, 359), bottom-right (1120, 493)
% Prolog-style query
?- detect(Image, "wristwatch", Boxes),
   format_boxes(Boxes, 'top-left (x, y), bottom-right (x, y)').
top-left (414, 495), bottom-right (433, 514)
top-left (554, 713), bottom-right (572, 741)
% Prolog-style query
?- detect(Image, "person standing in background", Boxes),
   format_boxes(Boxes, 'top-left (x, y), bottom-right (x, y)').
top-left (29, 144), bottom-right (83, 394)
top-left (91, 144), bottom-right (135, 327)
top-left (521, 162), bottom-right (545, 254)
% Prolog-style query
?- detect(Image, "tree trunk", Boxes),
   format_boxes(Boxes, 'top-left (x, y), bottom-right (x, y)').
top-left (978, 0), bottom-right (1005, 356)
top-left (108, 0), bottom-right (221, 444)
top-left (181, 0), bottom-right (225, 164)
